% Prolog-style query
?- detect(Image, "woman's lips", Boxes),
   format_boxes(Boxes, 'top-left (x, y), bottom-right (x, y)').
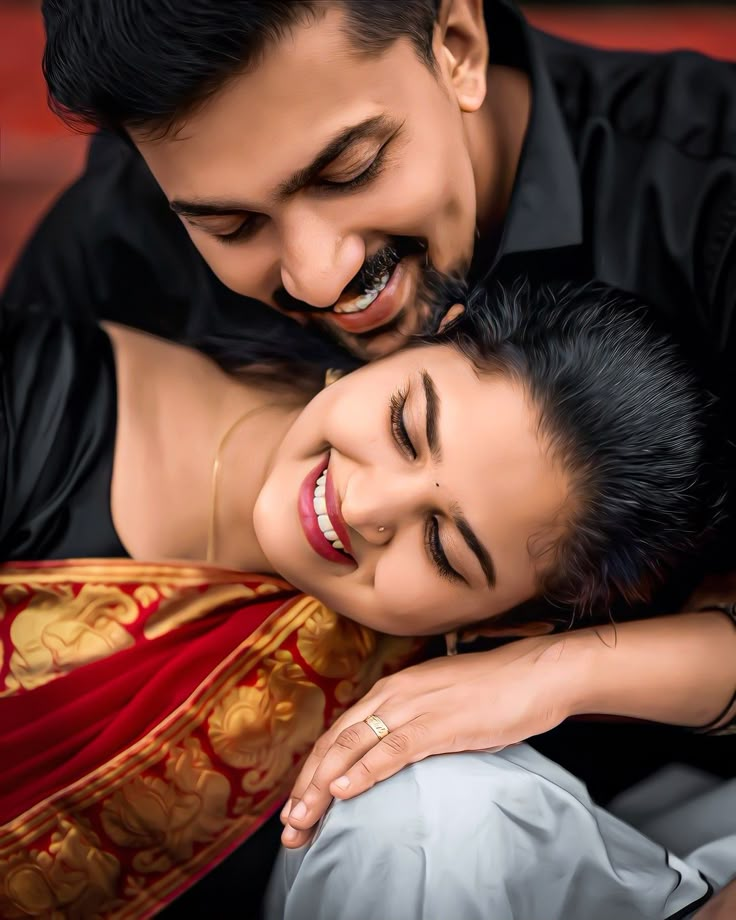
top-left (298, 456), bottom-right (354, 567)
top-left (325, 467), bottom-right (353, 554)
top-left (329, 258), bottom-right (411, 333)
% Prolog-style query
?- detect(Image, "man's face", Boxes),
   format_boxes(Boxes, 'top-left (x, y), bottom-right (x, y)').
top-left (133, 4), bottom-right (489, 359)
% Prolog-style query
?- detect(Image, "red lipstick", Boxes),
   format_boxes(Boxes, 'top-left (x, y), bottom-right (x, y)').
top-left (298, 456), bottom-right (354, 566)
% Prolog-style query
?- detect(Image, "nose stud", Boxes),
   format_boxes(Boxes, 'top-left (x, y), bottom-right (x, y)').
top-left (378, 526), bottom-right (385, 533)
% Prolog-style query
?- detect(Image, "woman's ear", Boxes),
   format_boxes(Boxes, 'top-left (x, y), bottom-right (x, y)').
top-left (438, 303), bottom-right (465, 332)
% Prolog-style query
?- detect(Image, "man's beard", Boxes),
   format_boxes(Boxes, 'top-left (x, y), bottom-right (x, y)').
top-left (272, 236), bottom-right (469, 360)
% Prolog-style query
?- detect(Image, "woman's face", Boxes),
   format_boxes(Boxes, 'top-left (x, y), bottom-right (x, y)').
top-left (254, 344), bottom-right (571, 635)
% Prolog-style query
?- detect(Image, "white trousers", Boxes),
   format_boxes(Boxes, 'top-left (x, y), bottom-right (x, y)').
top-left (265, 744), bottom-right (735, 920)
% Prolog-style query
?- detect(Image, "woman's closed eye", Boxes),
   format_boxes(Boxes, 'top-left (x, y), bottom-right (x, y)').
top-left (389, 386), bottom-right (464, 584)
top-left (426, 516), bottom-right (463, 584)
top-left (390, 386), bottom-right (417, 459)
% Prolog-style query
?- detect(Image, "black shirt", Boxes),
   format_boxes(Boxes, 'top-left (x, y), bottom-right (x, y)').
top-left (3, 2), bottom-right (735, 389)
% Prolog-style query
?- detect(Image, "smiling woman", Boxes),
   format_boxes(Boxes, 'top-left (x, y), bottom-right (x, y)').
top-left (0, 277), bottom-right (727, 915)
top-left (255, 279), bottom-right (716, 634)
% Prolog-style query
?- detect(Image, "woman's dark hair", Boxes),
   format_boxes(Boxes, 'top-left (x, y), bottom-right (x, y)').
top-left (200, 274), bottom-right (720, 616)
top-left (42, 0), bottom-right (441, 136)
top-left (430, 278), bottom-right (721, 614)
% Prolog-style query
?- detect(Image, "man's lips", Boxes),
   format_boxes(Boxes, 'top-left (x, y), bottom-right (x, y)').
top-left (329, 257), bottom-right (413, 334)
top-left (298, 456), bottom-right (354, 567)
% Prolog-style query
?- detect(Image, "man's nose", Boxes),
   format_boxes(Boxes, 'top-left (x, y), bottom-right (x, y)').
top-left (280, 214), bottom-right (365, 309)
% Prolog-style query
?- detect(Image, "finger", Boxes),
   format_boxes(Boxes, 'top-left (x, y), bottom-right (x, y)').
top-left (286, 719), bottom-right (387, 830)
top-left (281, 822), bottom-right (315, 849)
top-left (284, 695), bottom-right (386, 815)
top-left (327, 717), bottom-right (431, 800)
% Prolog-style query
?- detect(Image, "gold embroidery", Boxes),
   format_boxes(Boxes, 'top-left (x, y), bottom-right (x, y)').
top-left (132, 585), bottom-right (160, 608)
top-left (297, 601), bottom-right (376, 678)
top-left (0, 819), bottom-right (121, 920)
top-left (3, 584), bottom-right (28, 606)
top-left (0, 565), bottom-right (422, 918)
top-left (208, 650), bottom-right (325, 794)
top-left (101, 738), bottom-right (231, 876)
top-left (6, 584), bottom-right (139, 693)
top-left (142, 583), bottom-right (257, 640)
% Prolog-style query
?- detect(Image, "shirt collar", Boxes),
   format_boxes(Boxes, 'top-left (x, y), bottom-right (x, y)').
top-left (481, 1), bottom-right (583, 263)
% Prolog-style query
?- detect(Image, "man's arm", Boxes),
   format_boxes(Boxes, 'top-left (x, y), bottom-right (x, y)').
top-left (565, 610), bottom-right (736, 730)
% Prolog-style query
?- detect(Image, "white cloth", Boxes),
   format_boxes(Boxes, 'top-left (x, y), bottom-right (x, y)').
top-left (265, 745), bottom-right (734, 920)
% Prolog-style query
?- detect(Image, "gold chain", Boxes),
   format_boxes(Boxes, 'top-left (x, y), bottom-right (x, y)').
top-left (206, 404), bottom-right (276, 564)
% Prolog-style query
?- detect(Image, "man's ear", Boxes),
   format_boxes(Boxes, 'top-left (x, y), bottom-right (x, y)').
top-left (438, 302), bottom-right (465, 332)
top-left (436, 0), bottom-right (488, 113)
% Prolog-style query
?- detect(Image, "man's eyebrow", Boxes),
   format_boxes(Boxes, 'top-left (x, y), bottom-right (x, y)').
top-left (170, 199), bottom-right (249, 218)
top-left (170, 114), bottom-right (396, 219)
top-left (453, 508), bottom-right (497, 589)
top-left (421, 370), bottom-right (441, 462)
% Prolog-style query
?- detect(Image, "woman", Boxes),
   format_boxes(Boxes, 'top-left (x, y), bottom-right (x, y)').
top-left (0, 279), bottom-right (733, 918)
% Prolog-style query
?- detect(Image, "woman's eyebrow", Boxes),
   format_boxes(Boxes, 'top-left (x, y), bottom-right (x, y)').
top-left (421, 370), bottom-right (441, 461)
top-left (421, 370), bottom-right (496, 588)
top-left (453, 509), bottom-right (497, 589)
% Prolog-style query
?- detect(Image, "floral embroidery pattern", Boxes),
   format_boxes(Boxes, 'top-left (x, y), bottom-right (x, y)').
top-left (0, 561), bottom-right (422, 919)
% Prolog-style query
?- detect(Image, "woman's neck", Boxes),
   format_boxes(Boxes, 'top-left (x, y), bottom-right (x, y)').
top-left (106, 323), bottom-right (305, 570)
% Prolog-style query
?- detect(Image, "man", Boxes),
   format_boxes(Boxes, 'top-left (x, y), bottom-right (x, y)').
top-left (6, 0), bottom-right (736, 914)
top-left (7, 2), bottom-right (736, 380)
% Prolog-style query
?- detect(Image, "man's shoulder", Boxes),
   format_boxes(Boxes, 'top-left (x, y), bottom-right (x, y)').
top-left (535, 30), bottom-right (736, 162)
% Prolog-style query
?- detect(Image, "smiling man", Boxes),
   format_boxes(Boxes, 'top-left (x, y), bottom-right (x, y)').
top-left (5, 0), bottom-right (736, 915)
top-left (6, 1), bottom-right (736, 383)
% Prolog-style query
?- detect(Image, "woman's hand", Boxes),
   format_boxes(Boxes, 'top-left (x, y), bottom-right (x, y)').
top-left (281, 634), bottom-right (582, 847)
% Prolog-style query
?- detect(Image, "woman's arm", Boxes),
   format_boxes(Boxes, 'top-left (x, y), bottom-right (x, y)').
top-left (281, 609), bottom-right (736, 847)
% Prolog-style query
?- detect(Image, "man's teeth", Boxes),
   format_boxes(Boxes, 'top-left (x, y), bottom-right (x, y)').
top-left (313, 470), bottom-right (345, 551)
top-left (334, 271), bottom-right (391, 315)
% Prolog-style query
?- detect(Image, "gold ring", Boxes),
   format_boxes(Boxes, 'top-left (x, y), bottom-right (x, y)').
top-left (364, 714), bottom-right (390, 739)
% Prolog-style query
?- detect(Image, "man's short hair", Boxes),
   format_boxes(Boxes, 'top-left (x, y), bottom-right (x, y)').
top-left (42, 0), bottom-right (442, 136)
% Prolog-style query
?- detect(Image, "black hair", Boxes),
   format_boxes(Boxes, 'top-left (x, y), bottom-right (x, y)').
top-left (429, 278), bottom-right (722, 614)
top-left (42, 0), bottom-right (441, 136)
top-left (199, 275), bottom-right (722, 617)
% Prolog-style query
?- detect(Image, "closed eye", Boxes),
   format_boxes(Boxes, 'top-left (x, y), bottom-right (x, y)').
top-left (390, 387), bottom-right (417, 459)
top-left (317, 147), bottom-right (387, 193)
top-left (425, 516), bottom-right (463, 584)
top-left (214, 213), bottom-right (267, 245)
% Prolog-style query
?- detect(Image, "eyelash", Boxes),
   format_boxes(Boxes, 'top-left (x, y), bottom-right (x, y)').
top-left (389, 387), bottom-right (417, 459)
top-left (214, 148), bottom-right (389, 244)
top-left (389, 387), bottom-right (462, 584)
top-left (319, 149), bottom-right (387, 193)
top-left (426, 517), bottom-right (461, 584)
top-left (215, 215), bottom-right (264, 245)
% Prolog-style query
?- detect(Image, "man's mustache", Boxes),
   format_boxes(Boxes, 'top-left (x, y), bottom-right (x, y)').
top-left (273, 237), bottom-right (429, 315)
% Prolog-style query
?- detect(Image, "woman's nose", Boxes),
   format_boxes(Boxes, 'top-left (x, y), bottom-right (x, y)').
top-left (341, 470), bottom-right (430, 545)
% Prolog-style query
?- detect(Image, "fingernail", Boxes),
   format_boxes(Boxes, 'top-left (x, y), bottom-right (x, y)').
top-left (282, 825), bottom-right (299, 843)
top-left (280, 799), bottom-right (293, 822)
top-left (333, 776), bottom-right (350, 790)
top-left (290, 801), bottom-right (307, 821)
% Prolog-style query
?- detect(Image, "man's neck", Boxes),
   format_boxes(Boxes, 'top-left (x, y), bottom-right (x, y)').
top-left (470, 63), bottom-right (531, 246)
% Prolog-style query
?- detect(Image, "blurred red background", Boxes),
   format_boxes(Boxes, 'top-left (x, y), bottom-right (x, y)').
top-left (2, 2), bottom-right (735, 286)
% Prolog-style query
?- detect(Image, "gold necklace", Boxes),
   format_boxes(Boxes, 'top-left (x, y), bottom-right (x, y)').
top-left (206, 403), bottom-right (276, 564)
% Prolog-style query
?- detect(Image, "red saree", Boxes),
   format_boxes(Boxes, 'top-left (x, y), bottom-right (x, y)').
top-left (0, 560), bottom-right (420, 918)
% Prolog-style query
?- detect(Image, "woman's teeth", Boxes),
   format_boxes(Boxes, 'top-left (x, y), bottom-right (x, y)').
top-left (334, 272), bottom-right (390, 315)
top-left (313, 470), bottom-right (345, 551)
